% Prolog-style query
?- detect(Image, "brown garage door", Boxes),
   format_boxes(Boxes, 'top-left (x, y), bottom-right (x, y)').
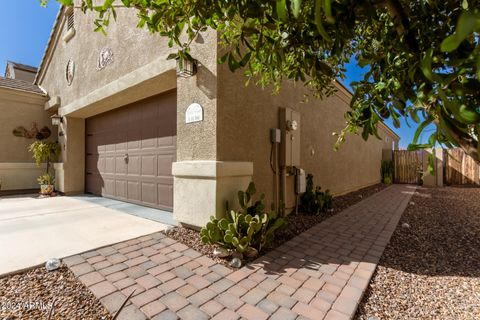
top-left (85, 91), bottom-right (176, 211)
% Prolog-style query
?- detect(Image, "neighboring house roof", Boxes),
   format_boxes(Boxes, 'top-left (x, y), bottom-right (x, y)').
top-left (0, 76), bottom-right (46, 95)
top-left (6, 61), bottom-right (38, 74)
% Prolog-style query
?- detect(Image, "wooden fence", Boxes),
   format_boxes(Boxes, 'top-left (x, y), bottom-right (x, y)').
top-left (394, 150), bottom-right (423, 184)
top-left (392, 148), bottom-right (480, 185)
top-left (445, 148), bottom-right (480, 185)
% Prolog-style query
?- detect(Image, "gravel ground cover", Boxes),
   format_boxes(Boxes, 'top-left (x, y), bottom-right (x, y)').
top-left (0, 266), bottom-right (111, 320)
top-left (166, 183), bottom-right (388, 267)
top-left (356, 186), bottom-right (480, 320)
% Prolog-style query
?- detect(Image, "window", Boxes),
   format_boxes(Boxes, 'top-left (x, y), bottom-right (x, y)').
top-left (66, 7), bottom-right (74, 31)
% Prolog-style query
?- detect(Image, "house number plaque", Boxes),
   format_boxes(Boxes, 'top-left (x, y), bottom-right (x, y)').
top-left (185, 103), bottom-right (203, 123)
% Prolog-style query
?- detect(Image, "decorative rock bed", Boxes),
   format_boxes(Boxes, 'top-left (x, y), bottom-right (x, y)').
top-left (356, 186), bottom-right (480, 320)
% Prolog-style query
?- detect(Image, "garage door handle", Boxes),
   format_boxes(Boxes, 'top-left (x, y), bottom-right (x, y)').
top-left (124, 154), bottom-right (129, 162)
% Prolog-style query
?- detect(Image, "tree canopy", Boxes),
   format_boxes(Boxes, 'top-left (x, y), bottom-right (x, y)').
top-left (47, 0), bottom-right (480, 165)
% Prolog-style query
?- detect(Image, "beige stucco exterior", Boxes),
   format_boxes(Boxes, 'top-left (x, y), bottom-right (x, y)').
top-left (36, 5), bottom-right (177, 193)
top-left (0, 87), bottom-right (54, 191)
top-left (8, 5), bottom-right (400, 226)
top-left (214, 63), bottom-right (399, 208)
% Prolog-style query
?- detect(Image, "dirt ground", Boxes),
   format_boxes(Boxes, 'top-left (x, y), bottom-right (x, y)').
top-left (356, 186), bottom-right (480, 320)
top-left (0, 267), bottom-right (111, 320)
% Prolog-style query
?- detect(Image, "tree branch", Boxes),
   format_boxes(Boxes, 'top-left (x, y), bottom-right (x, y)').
top-left (443, 121), bottom-right (480, 164)
top-left (383, 0), bottom-right (419, 52)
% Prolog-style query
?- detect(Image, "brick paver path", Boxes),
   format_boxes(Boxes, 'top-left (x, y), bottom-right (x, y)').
top-left (65, 185), bottom-right (415, 320)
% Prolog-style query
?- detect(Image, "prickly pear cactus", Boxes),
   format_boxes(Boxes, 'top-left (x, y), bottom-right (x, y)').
top-left (200, 216), bottom-right (224, 245)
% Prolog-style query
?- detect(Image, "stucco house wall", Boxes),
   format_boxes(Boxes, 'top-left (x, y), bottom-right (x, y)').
top-left (215, 63), bottom-right (398, 209)
top-left (0, 88), bottom-right (53, 191)
top-left (27, 5), bottom-right (399, 226)
top-left (36, 5), bottom-right (178, 194)
top-left (37, 4), bottom-right (175, 113)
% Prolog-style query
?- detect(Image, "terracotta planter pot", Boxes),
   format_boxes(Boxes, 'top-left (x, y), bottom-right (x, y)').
top-left (40, 184), bottom-right (54, 195)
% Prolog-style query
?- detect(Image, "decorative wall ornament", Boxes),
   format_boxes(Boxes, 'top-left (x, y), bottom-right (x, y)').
top-left (66, 59), bottom-right (75, 86)
top-left (12, 122), bottom-right (51, 140)
top-left (97, 47), bottom-right (114, 70)
top-left (185, 103), bottom-right (203, 123)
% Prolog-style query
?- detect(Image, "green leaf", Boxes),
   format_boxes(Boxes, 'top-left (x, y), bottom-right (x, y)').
top-left (58, 0), bottom-right (74, 5)
top-left (314, 0), bottom-right (331, 42)
top-left (166, 53), bottom-right (178, 60)
top-left (458, 104), bottom-right (480, 123)
top-left (358, 58), bottom-right (370, 68)
top-left (324, 0), bottom-right (334, 23)
top-left (420, 48), bottom-right (441, 82)
top-left (291, 0), bottom-right (302, 18)
top-left (276, 0), bottom-right (287, 21)
top-left (441, 11), bottom-right (478, 52)
top-left (407, 143), bottom-right (431, 151)
top-left (412, 117), bottom-right (433, 145)
top-left (409, 109), bottom-right (421, 123)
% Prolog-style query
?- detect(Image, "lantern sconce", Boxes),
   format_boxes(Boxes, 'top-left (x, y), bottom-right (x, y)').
top-left (176, 57), bottom-right (197, 77)
top-left (51, 114), bottom-right (63, 126)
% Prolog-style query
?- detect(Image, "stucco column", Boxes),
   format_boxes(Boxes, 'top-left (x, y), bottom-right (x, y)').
top-left (55, 116), bottom-right (85, 194)
top-left (172, 161), bottom-right (253, 227)
top-left (172, 30), bottom-right (253, 227)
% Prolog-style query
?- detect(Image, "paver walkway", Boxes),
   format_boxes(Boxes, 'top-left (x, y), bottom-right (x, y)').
top-left (65, 184), bottom-right (416, 320)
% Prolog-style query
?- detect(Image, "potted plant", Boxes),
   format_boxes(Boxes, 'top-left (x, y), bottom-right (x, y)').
top-left (28, 140), bottom-right (61, 195)
top-left (38, 173), bottom-right (55, 195)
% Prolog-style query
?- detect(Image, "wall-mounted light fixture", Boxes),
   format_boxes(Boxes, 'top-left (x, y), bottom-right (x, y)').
top-left (51, 114), bottom-right (63, 126)
top-left (176, 57), bottom-right (197, 77)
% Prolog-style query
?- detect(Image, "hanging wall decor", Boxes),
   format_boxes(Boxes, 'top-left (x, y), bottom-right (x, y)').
top-left (66, 59), bottom-right (75, 86)
top-left (12, 122), bottom-right (51, 140)
top-left (97, 47), bottom-right (114, 71)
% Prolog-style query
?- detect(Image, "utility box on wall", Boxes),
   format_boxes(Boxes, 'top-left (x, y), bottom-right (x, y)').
top-left (280, 107), bottom-right (301, 167)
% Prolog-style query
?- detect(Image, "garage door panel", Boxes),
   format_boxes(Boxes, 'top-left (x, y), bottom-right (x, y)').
top-left (104, 133), bottom-right (117, 153)
top-left (127, 130), bottom-right (142, 150)
top-left (127, 155), bottom-right (141, 176)
top-left (115, 180), bottom-right (127, 198)
top-left (127, 181), bottom-right (140, 201)
top-left (86, 155), bottom-right (103, 174)
top-left (158, 135), bottom-right (175, 147)
top-left (141, 182), bottom-right (156, 205)
top-left (115, 157), bottom-right (127, 174)
top-left (86, 91), bottom-right (176, 211)
top-left (86, 136), bottom-right (98, 154)
top-left (158, 184), bottom-right (173, 208)
top-left (141, 127), bottom-right (157, 149)
top-left (127, 108), bottom-right (142, 128)
top-left (104, 178), bottom-right (115, 195)
top-left (105, 157), bottom-right (115, 174)
top-left (116, 132), bottom-right (127, 152)
top-left (86, 175), bottom-right (102, 194)
top-left (142, 101), bottom-right (158, 121)
top-left (158, 155), bottom-right (174, 176)
top-left (141, 155), bottom-right (156, 176)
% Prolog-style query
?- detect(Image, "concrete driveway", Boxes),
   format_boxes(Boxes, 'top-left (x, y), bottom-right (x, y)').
top-left (0, 194), bottom-right (170, 276)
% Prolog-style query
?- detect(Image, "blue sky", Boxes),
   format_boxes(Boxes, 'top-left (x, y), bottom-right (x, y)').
top-left (0, 1), bottom-right (59, 74)
top-left (1, 1), bottom-right (424, 148)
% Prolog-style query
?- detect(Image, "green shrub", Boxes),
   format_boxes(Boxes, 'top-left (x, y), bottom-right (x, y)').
top-left (381, 160), bottom-right (394, 184)
top-left (200, 182), bottom-right (287, 255)
top-left (37, 173), bottom-right (55, 185)
top-left (300, 174), bottom-right (333, 214)
top-left (29, 140), bottom-right (60, 174)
